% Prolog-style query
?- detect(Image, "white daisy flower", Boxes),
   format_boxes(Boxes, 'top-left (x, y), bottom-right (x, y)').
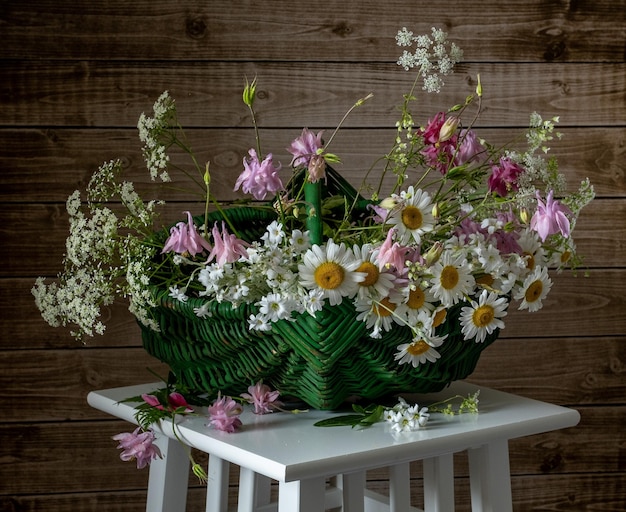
top-left (258, 293), bottom-right (292, 322)
top-left (396, 283), bottom-right (436, 325)
top-left (394, 334), bottom-right (446, 367)
top-left (460, 290), bottom-right (508, 343)
top-left (429, 251), bottom-right (476, 306)
top-left (355, 296), bottom-right (404, 338)
top-left (298, 240), bottom-right (365, 306)
top-left (387, 186), bottom-right (435, 244)
top-left (352, 244), bottom-right (396, 299)
top-left (514, 266), bottom-right (552, 312)
top-left (289, 229), bottom-right (310, 253)
top-left (517, 228), bottom-right (546, 271)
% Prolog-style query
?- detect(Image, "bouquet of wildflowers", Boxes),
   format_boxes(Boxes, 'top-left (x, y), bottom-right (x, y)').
top-left (33, 26), bottom-right (593, 379)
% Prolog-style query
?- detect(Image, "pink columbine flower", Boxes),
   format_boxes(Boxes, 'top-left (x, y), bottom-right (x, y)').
top-left (377, 229), bottom-right (410, 274)
top-left (162, 211), bottom-right (212, 256)
top-left (235, 149), bottom-right (284, 200)
top-left (207, 394), bottom-right (243, 433)
top-left (456, 129), bottom-right (485, 165)
top-left (419, 112), bottom-right (459, 174)
top-left (241, 381), bottom-right (282, 414)
top-left (112, 427), bottom-right (162, 469)
top-left (530, 190), bottom-right (572, 241)
top-left (288, 128), bottom-right (327, 183)
top-left (488, 157), bottom-right (525, 197)
top-left (207, 221), bottom-right (250, 266)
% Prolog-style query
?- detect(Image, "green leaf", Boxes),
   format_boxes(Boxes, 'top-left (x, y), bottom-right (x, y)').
top-left (314, 414), bottom-right (365, 427)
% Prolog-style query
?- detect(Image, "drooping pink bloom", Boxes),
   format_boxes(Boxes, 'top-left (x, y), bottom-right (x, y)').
top-left (241, 381), bottom-right (282, 414)
top-left (530, 190), bottom-right (572, 241)
top-left (112, 427), bottom-right (162, 469)
top-left (235, 149), bottom-right (284, 200)
top-left (488, 157), bottom-right (525, 197)
top-left (141, 392), bottom-right (194, 413)
top-left (377, 229), bottom-right (410, 274)
top-left (207, 394), bottom-right (243, 433)
top-left (420, 112), bottom-right (447, 144)
top-left (288, 128), bottom-right (324, 168)
top-left (456, 129), bottom-right (485, 165)
top-left (207, 221), bottom-right (250, 266)
top-left (161, 211), bottom-right (212, 256)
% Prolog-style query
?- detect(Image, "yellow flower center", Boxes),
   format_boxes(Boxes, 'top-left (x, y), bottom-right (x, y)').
top-left (523, 251), bottom-right (535, 270)
top-left (472, 304), bottom-right (495, 328)
top-left (525, 280), bottom-right (543, 303)
top-left (476, 273), bottom-right (494, 287)
top-left (440, 265), bottom-right (459, 290)
top-left (433, 308), bottom-right (447, 328)
top-left (375, 297), bottom-right (396, 317)
top-left (401, 206), bottom-right (423, 230)
top-left (356, 261), bottom-right (379, 287)
top-left (407, 340), bottom-right (430, 356)
top-left (314, 262), bottom-right (345, 290)
top-left (407, 287), bottom-right (425, 309)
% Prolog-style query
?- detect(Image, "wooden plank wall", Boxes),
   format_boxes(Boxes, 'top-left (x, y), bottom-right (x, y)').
top-left (1, 1), bottom-right (624, 510)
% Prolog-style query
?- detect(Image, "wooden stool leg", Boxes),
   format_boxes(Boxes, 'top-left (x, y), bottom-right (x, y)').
top-left (423, 454), bottom-right (454, 512)
top-left (147, 434), bottom-right (190, 512)
top-left (206, 454), bottom-right (229, 512)
top-left (468, 440), bottom-right (513, 512)
top-left (338, 471), bottom-right (366, 512)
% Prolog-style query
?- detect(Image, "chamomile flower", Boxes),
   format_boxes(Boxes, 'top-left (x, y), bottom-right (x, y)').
top-left (387, 186), bottom-right (435, 244)
top-left (517, 228), bottom-right (546, 271)
top-left (460, 290), bottom-right (508, 343)
top-left (514, 265), bottom-right (552, 312)
top-left (298, 240), bottom-right (365, 306)
top-left (429, 251), bottom-right (475, 306)
top-left (355, 295), bottom-right (404, 338)
top-left (394, 334), bottom-right (446, 367)
top-left (352, 244), bottom-right (396, 299)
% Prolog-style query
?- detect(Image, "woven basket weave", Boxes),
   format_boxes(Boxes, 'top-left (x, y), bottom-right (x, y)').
top-left (140, 205), bottom-right (499, 410)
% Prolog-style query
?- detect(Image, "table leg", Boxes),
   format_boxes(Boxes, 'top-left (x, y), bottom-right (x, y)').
top-left (338, 471), bottom-right (366, 512)
top-left (388, 462), bottom-right (411, 512)
top-left (238, 467), bottom-right (272, 512)
top-left (467, 439), bottom-right (513, 512)
top-left (206, 454), bottom-right (229, 512)
top-left (146, 433), bottom-right (190, 512)
top-left (423, 453), bottom-right (454, 512)
top-left (278, 477), bottom-right (326, 512)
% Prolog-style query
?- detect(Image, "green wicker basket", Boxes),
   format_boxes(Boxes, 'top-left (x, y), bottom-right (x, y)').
top-left (140, 205), bottom-right (499, 410)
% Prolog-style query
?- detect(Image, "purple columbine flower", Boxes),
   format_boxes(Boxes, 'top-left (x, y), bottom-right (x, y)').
top-left (162, 211), bottom-right (212, 256)
top-left (234, 149), bottom-right (284, 200)
top-left (112, 427), bottom-right (162, 469)
top-left (288, 128), bottom-right (327, 182)
top-left (530, 190), bottom-right (572, 241)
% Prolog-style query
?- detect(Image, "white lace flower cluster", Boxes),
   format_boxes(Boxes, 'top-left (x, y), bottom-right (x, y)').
top-left (395, 27), bottom-right (463, 92)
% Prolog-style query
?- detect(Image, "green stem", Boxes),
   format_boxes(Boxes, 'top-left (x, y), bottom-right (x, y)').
top-left (304, 180), bottom-right (323, 245)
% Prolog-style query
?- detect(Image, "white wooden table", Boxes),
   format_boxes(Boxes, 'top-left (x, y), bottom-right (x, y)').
top-left (88, 381), bottom-right (579, 512)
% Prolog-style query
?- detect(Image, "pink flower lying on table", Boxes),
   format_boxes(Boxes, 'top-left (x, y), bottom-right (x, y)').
top-left (112, 427), bottom-right (162, 469)
top-left (207, 394), bottom-right (243, 433)
top-left (241, 381), bottom-right (282, 414)
top-left (141, 391), bottom-right (194, 413)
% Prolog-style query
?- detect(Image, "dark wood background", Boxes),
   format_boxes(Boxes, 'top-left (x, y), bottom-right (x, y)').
top-left (1, 1), bottom-right (625, 510)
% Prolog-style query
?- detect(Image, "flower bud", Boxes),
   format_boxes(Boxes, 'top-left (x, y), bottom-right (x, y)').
top-left (519, 207), bottom-right (530, 224)
top-left (438, 116), bottom-right (459, 142)
top-left (431, 203), bottom-right (440, 219)
top-left (475, 74), bottom-right (482, 97)
top-left (424, 241), bottom-right (443, 267)
top-left (204, 162), bottom-right (211, 186)
top-left (378, 197), bottom-right (398, 210)
top-left (242, 76), bottom-right (257, 107)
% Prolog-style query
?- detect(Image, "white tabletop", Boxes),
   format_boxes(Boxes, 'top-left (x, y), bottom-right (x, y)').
top-left (88, 381), bottom-right (579, 483)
